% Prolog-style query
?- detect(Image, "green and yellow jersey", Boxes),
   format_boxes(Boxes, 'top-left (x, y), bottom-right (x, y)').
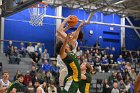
top-left (62, 52), bottom-right (81, 82)
top-left (6, 81), bottom-right (25, 93)
top-left (79, 73), bottom-right (92, 93)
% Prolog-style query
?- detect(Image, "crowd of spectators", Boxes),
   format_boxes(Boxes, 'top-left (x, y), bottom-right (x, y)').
top-left (1, 41), bottom-right (140, 93)
top-left (75, 45), bottom-right (140, 93)
top-left (3, 41), bottom-right (60, 93)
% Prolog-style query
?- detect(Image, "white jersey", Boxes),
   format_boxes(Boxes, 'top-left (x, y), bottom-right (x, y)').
top-left (38, 86), bottom-right (45, 93)
top-left (0, 79), bottom-right (10, 89)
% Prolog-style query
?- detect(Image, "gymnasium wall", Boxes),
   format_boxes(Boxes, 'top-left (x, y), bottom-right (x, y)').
top-left (4, 6), bottom-right (139, 57)
top-left (125, 17), bottom-right (140, 50)
top-left (62, 7), bottom-right (121, 56)
top-left (4, 6), bottom-right (56, 56)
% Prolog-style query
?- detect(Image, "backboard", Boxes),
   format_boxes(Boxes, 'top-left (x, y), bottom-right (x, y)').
top-left (1, 0), bottom-right (42, 17)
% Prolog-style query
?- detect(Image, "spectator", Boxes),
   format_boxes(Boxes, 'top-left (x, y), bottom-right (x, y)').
top-left (30, 66), bottom-right (37, 80)
top-left (40, 81), bottom-right (48, 93)
top-left (25, 81), bottom-right (34, 93)
top-left (31, 51), bottom-right (42, 71)
top-left (94, 57), bottom-right (101, 72)
top-left (125, 62), bottom-right (131, 72)
top-left (44, 71), bottom-right (53, 84)
top-left (34, 80), bottom-right (45, 93)
top-left (87, 54), bottom-right (94, 65)
top-left (42, 60), bottom-right (51, 73)
top-left (42, 49), bottom-right (50, 63)
top-left (101, 57), bottom-right (109, 72)
top-left (125, 81), bottom-right (131, 92)
top-left (115, 72), bottom-right (123, 81)
top-left (108, 72), bottom-right (117, 85)
top-left (5, 41), bottom-right (13, 57)
top-left (111, 82), bottom-right (120, 93)
top-left (50, 61), bottom-right (59, 83)
top-left (9, 47), bottom-right (21, 64)
top-left (35, 43), bottom-right (42, 55)
top-left (27, 42), bottom-right (35, 58)
top-left (23, 71), bottom-right (32, 86)
top-left (76, 46), bottom-right (82, 57)
top-left (48, 81), bottom-right (57, 93)
top-left (129, 68), bottom-right (136, 81)
top-left (117, 55), bottom-right (125, 64)
top-left (32, 74), bottom-right (41, 85)
top-left (118, 79), bottom-right (126, 92)
top-left (103, 79), bottom-right (111, 93)
top-left (19, 42), bottom-right (26, 57)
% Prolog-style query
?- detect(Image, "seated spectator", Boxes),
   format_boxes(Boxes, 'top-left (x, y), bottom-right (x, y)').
top-left (108, 72), bottom-right (117, 85)
top-left (5, 40), bottom-right (13, 57)
top-left (32, 74), bottom-right (41, 85)
top-left (125, 62), bottom-right (131, 72)
top-left (42, 49), bottom-right (50, 63)
top-left (125, 81), bottom-right (131, 92)
top-left (87, 54), bottom-right (94, 65)
top-left (94, 57), bottom-right (101, 72)
top-left (118, 79), bottom-right (126, 92)
top-left (23, 71), bottom-right (32, 86)
top-left (111, 81), bottom-right (120, 93)
top-left (40, 81), bottom-right (48, 93)
top-left (9, 47), bottom-right (21, 64)
top-left (27, 42), bottom-right (35, 58)
top-left (42, 60), bottom-right (51, 73)
top-left (108, 54), bottom-right (115, 69)
top-left (129, 68), bottom-right (136, 81)
top-left (30, 66), bottom-right (37, 80)
top-left (34, 80), bottom-right (45, 93)
top-left (76, 46), bottom-right (82, 57)
top-left (103, 79), bottom-right (111, 93)
top-left (44, 71), bottom-right (53, 84)
top-left (48, 81), bottom-right (57, 93)
top-left (25, 81), bottom-right (35, 93)
top-left (122, 51), bottom-right (131, 62)
top-left (100, 57), bottom-right (109, 72)
top-left (18, 42), bottom-right (26, 57)
top-left (50, 61), bottom-right (59, 81)
top-left (115, 72), bottom-right (123, 81)
top-left (35, 43), bottom-right (42, 54)
top-left (117, 55), bottom-right (125, 64)
top-left (31, 51), bottom-right (42, 71)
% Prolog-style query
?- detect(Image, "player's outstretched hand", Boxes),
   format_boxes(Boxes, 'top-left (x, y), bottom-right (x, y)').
top-left (79, 21), bottom-right (85, 27)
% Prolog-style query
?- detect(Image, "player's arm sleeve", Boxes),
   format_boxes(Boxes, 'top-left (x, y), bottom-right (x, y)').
top-left (85, 73), bottom-right (92, 83)
top-left (6, 84), bottom-right (14, 93)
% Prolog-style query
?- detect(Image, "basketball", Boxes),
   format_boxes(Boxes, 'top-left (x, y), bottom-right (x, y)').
top-left (68, 15), bottom-right (79, 27)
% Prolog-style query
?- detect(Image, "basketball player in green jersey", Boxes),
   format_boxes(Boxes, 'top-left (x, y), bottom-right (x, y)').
top-left (56, 34), bottom-right (81, 93)
top-left (79, 62), bottom-right (92, 93)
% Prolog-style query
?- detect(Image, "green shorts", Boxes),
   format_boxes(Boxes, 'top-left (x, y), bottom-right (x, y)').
top-left (62, 76), bottom-right (79, 93)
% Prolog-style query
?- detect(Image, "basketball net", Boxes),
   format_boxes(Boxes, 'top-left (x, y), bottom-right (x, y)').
top-left (28, 2), bottom-right (48, 26)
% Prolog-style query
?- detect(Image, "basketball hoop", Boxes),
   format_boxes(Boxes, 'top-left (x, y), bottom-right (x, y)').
top-left (28, 2), bottom-right (48, 26)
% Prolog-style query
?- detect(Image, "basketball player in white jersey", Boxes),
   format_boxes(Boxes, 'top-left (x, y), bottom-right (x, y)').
top-left (56, 16), bottom-right (85, 87)
top-left (0, 71), bottom-right (11, 93)
top-left (34, 80), bottom-right (45, 93)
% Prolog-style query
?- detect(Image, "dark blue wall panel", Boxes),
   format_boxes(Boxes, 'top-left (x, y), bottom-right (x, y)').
top-left (125, 18), bottom-right (140, 50)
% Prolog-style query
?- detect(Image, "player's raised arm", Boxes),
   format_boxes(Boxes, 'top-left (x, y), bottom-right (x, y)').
top-left (134, 71), bottom-right (140, 93)
top-left (60, 34), bottom-right (73, 59)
